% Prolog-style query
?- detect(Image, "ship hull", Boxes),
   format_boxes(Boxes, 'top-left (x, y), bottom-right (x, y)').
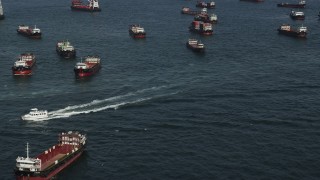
top-left (12, 69), bottom-right (32, 76)
top-left (290, 15), bottom-right (305, 20)
top-left (278, 29), bottom-right (306, 38)
top-left (181, 10), bottom-right (200, 15)
top-left (56, 49), bottom-right (76, 59)
top-left (0, 15), bottom-right (4, 20)
top-left (186, 43), bottom-right (205, 53)
top-left (129, 30), bottom-right (146, 38)
top-left (277, 3), bottom-right (305, 8)
top-left (74, 64), bottom-right (101, 77)
top-left (15, 147), bottom-right (84, 180)
top-left (189, 28), bottom-right (213, 36)
top-left (17, 30), bottom-right (41, 39)
top-left (71, 6), bottom-right (101, 12)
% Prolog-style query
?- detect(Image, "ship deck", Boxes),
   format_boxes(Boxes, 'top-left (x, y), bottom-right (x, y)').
top-left (41, 153), bottom-right (65, 170)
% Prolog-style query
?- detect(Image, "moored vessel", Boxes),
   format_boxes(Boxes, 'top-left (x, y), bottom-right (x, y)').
top-left (277, 0), bottom-right (306, 8)
top-left (74, 55), bottom-right (101, 77)
top-left (196, 1), bottom-right (215, 8)
top-left (194, 13), bottom-right (218, 24)
top-left (129, 24), bottom-right (146, 38)
top-left (181, 7), bottom-right (205, 15)
top-left (290, 10), bottom-right (305, 20)
top-left (277, 24), bottom-right (307, 38)
top-left (71, 0), bottom-right (101, 12)
top-left (56, 40), bottom-right (76, 59)
top-left (189, 21), bottom-right (213, 35)
top-left (14, 131), bottom-right (87, 180)
top-left (0, 0), bottom-right (4, 20)
top-left (12, 53), bottom-right (36, 76)
top-left (186, 39), bottom-right (205, 53)
top-left (21, 108), bottom-right (48, 121)
top-left (17, 25), bottom-right (41, 39)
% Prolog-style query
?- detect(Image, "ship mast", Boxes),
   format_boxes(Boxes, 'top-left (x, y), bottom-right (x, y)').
top-left (26, 142), bottom-right (29, 159)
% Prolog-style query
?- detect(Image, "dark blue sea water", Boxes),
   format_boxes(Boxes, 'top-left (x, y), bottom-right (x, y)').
top-left (1, 0), bottom-right (320, 179)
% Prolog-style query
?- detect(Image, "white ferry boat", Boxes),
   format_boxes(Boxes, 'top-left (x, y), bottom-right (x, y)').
top-left (21, 108), bottom-right (48, 121)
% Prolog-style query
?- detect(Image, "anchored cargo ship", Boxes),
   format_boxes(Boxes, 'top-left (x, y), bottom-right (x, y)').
top-left (189, 21), bottom-right (213, 35)
top-left (0, 0), bottom-right (4, 20)
top-left (12, 53), bottom-right (36, 76)
top-left (14, 131), bottom-right (87, 180)
top-left (196, 1), bottom-right (215, 8)
top-left (129, 24), bottom-right (146, 38)
top-left (194, 13), bottom-right (218, 24)
top-left (290, 10), bottom-right (305, 20)
top-left (56, 40), bottom-right (76, 59)
top-left (186, 39), bottom-right (205, 53)
top-left (71, 0), bottom-right (101, 12)
top-left (277, 0), bottom-right (306, 8)
top-left (277, 24), bottom-right (307, 38)
top-left (17, 25), bottom-right (41, 39)
top-left (74, 56), bottom-right (101, 77)
top-left (181, 7), bottom-right (205, 15)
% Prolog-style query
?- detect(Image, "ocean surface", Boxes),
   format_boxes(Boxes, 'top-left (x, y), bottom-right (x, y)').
top-left (1, 0), bottom-right (320, 179)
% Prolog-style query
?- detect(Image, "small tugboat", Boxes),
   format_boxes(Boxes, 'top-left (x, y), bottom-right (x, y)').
top-left (56, 40), bottom-right (76, 59)
top-left (239, 0), bottom-right (264, 2)
top-left (17, 25), bottom-right (41, 39)
top-left (71, 0), bottom-right (101, 12)
top-left (74, 55), bottom-right (101, 77)
top-left (14, 131), bottom-right (87, 179)
top-left (129, 24), bottom-right (146, 38)
top-left (196, 1), bottom-right (215, 8)
top-left (186, 39), bottom-right (205, 53)
top-left (277, 0), bottom-right (306, 8)
top-left (277, 24), bottom-right (307, 38)
top-left (0, 0), bottom-right (4, 20)
top-left (21, 108), bottom-right (48, 121)
top-left (12, 53), bottom-right (36, 76)
top-left (189, 21), bottom-right (213, 35)
top-left (290, 10), bottom-right (305, 20)
top-left (194, 13), bottom-right (218, 24)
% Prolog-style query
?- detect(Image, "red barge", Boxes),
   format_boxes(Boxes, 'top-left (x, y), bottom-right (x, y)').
top-left (74, 55), bottom-right (101, 77)
top-left (71, 0), bottom-right (101, 12)
top-left (277, 0), bottom-right (306, 8)
top-left (277, 24), bottom-right (307, 38)
top-left (12, 53), bottom-right (36, 76)
top-left (14, 131), bottom-right (87, 180)
top-left (129, 24), bottom-right (146, 38)
top-left (189, 21), bottom-right (213, 35)
top-left (186, 39), bottom-right (205, 53)
top-left (17, 25), bottom-right (41, 39)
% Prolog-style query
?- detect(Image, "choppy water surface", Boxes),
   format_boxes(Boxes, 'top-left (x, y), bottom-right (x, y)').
top-left (1, 0), bottom-right (320, 179)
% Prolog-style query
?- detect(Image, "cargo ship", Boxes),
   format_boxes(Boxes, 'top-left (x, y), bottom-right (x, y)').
top-left (277, 0), bottom-right (306, 8)
top-left (12, 53), bottom-right (36, 76)
top-left (186, 39), bottom-right (205, 53)
top-left (189, 21), bottom-right (213, 35)
top-left (71, 0), bottom-right (101, 12)
top-left (74, 56), bottom-right (101, 77)
top-left (56, 40), bottom-right (76, 59)
top-left (194, 13), bottom-right (218, 24)
top-left (196, 1), bottom-right (215, 8)
top-left (277, 24), bottom-right (307, 38)
top-left (239, 0), bottom-right (264, 2)
top-left (129, 24), bottom-right (146, 38)
top-left (14, 131), bottom-right (87, 180)
top-left (290, 10), bottom-right (305, 20)
top-left (0, 0), bottom-right (4, 20)
top-left (181, 7), bottom-right (204, 15)
top-left (17, 25), bottom-right (41, 39)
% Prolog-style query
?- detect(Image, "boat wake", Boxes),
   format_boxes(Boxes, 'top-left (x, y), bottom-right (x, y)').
top-left (39, 86), bottom-right (178, 121)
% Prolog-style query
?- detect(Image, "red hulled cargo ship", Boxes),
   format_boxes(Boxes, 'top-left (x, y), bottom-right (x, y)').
top-left (181, 7), bottom-right (206, 15)
top-left (277, 24), bottom-right (307, 38)
top-left (14, 131), bottom-right (87, 180)
top-left (194, 13), bottom-right (218, 24)
top-left (74, 55), bottom-right (101, 77)
top-left (189, 21), bottom-right (213, 35)
top-left (186, 39), bottom-right (205, 53)
top-left (277, 0), bottom-right (306, 8)
top-left (129, 24), bottom-right (146, 38)
top-left (12, 53), bottom-right (36, 76)
top-left (71, 0), bottom-right (101, 12)
top-left (17, 25), bottom-right (41, 39)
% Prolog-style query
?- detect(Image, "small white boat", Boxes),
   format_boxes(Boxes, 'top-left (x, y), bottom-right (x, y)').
top-left (21, 108), bottom-right (48, 121)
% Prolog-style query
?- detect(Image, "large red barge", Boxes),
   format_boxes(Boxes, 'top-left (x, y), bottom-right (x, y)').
top-left (17, 25), bottom-right (41, 39)
top-left (14, 131), bottom-right (87, 180)
top-left (71, 0), bottom-right (101, 12)
top-left (277, 24), bottom-right (307, 38)
top-left (12, 53), bottom-right (36, 76)
top-left (129, 24), bottom-right (146, 39)
top-left (189, 21), bottom-right (213, 36)
top-left (74, 55), bottom-right (101, 77)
